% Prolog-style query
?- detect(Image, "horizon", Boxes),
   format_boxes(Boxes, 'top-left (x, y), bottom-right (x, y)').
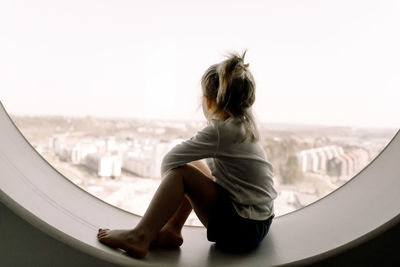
top-left (9, 111), bottom-right (398, 131)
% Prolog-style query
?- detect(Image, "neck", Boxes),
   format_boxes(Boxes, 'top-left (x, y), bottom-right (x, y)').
top-left (211, 111), bottom-right (230, 121)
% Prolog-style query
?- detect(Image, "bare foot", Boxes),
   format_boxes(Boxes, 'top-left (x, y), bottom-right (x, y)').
top-left (97, 228), bottom-right (149, 259)
top-left (151, 228), bottom-right (183, 248)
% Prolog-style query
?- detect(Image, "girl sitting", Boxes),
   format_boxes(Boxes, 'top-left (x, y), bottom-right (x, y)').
top-left (98, 51), bottom-right (277, 258)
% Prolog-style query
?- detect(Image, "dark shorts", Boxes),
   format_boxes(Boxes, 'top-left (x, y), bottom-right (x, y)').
top-left (207, 187), bottom-right (274, 251)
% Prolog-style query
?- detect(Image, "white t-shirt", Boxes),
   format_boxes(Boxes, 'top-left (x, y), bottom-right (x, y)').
top-left (161, 117), bottom-right (277, 220)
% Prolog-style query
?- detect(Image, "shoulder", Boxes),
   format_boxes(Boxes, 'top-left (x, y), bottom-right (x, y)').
top-left (213, 117), bottom-right (247, 141)
top-left (194, 121), bottom-right (219, 141)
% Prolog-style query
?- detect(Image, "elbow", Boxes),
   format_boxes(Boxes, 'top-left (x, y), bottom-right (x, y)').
top-left (160, 154), bottom-right (172, 176)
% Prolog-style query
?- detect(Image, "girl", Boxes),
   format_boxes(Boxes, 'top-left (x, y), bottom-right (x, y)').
top-left (98, 51), bottom-right (277, 258)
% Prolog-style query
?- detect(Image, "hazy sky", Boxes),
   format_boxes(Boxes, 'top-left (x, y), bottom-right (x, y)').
top-left (1, 0), bottom-right (399, 128)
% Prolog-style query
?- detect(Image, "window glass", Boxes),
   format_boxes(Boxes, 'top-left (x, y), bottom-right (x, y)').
top-left (1, 0), bottom-right (399, 225)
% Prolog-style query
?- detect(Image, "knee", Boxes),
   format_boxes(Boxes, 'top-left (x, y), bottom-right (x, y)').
top-left (168, 165), bottom-right (197, 189)
top-left (174, 164), bottom-right (193, 174)
top-left (164, 165), bottom-right (190, 179)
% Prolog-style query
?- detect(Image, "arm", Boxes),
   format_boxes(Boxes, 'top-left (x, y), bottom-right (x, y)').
top-left (161, 123), bottom-right (219, 176)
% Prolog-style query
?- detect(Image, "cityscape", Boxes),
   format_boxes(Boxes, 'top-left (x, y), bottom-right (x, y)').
top-left (11, 115), bottom-right (397, 226)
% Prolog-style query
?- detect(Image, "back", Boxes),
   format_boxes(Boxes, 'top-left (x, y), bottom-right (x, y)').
top-left (161, 118), bottom-right (277, 220)
top-left (208, 118), bottom-right (277, 220)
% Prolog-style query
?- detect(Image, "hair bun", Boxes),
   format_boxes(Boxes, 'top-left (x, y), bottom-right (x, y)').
top-left (216, 50), bottom-right (250, 105)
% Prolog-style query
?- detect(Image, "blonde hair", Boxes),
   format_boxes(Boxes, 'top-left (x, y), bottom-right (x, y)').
top-left (201, 50), bottom-right (259, 142)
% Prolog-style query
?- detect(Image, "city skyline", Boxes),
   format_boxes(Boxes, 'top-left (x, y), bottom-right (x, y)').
top-left (1, 0), bottom-right (400, 128)
top-left (14, 111), bottom-right (391, 220)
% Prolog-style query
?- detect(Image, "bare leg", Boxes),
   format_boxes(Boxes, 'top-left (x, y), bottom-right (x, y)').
top-left (190, 160), bottom-right (213, 178)
top-left (151, 160), bottom-right (213, 248)
top-left (150, 196), bottom-right (191, 248)
top-left (98, 164), bottom-right (219, 258)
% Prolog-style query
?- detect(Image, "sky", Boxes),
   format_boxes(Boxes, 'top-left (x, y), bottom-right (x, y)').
top-left (0, 0), bottom-right (399, 128)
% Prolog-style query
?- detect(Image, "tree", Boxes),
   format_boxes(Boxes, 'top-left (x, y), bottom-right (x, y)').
top-left (280, 154), bottom-right (303, 184)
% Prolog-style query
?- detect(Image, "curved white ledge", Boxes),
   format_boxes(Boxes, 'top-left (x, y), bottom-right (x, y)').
top-left (0, 101), bottom-right (399, 266)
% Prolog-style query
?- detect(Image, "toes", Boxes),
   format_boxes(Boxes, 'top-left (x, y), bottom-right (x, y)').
top-left (98, 229), bottom-right (109, 235)
top-left (98, 232), bottom-right (108, 239)
top-left (97, 229), bottom-right (110, 240)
